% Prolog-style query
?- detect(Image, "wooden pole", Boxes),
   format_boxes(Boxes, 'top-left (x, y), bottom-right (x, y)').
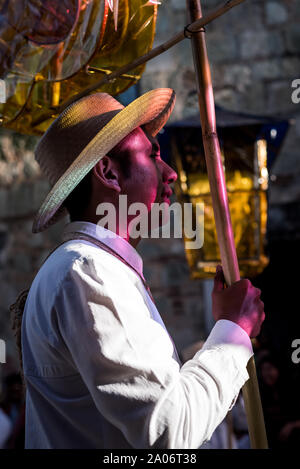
top-left (186, 0), bottom-right (268, 449)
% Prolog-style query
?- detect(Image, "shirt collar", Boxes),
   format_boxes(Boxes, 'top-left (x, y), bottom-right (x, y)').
top-left (62, 221), bottom-right (144, 278)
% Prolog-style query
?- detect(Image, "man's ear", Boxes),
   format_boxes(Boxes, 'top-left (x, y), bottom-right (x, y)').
top-left (92, 156), bottom-right (121, 193)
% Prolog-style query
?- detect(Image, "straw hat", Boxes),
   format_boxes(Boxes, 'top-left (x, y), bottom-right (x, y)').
top-left (32, 88), bottom-right (176, 233)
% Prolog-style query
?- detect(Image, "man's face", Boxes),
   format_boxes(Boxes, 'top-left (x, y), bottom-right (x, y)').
top-left (114, 126), bottom-right (178, 237)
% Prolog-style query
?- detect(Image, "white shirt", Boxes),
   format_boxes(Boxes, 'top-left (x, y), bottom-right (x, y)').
top-left (22, 221), bottom-right (253, 449)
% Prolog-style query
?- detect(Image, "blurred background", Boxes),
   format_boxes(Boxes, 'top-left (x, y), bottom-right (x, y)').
top-left (0, 0), bottom-right (300, 449)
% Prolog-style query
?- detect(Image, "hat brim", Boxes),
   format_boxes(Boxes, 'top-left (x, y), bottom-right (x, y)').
top-left (32, 88), bottom-right (176, 233)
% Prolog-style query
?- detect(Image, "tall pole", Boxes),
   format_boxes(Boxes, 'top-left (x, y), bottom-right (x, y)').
top-left (186, 0), bottom-right (268, 448)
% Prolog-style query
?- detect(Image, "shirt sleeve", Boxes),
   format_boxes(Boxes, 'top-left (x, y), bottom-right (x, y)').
top-left (55, 255), bottom-right (253, 449)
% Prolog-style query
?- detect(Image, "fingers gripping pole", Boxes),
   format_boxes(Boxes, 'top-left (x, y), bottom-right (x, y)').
top-left (185, 0), bottom-right (268, 448)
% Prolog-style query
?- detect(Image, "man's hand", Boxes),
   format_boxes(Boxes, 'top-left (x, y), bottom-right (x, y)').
top-left (212, 265), bottom-right (265, 338)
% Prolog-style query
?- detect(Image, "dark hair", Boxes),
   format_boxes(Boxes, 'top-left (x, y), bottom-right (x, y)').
top-left (63, 170), bottom-right (93, 222)
top-left (63, 146), bottom-right (132, 222)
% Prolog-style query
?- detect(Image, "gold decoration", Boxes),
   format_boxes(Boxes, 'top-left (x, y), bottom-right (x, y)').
top-left (0, 0), bottom-right (158, 135)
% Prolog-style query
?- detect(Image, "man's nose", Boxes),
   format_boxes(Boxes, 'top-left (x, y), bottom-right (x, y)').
top-left (161, 160), bottom-right (178, 184)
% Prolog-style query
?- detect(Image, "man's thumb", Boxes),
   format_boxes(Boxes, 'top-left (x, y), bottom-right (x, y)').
top-left (213, 265), bottom-right (224, 292)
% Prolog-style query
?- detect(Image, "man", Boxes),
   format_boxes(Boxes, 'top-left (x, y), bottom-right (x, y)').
top-left (22, 88), bottom-right (265, 449)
